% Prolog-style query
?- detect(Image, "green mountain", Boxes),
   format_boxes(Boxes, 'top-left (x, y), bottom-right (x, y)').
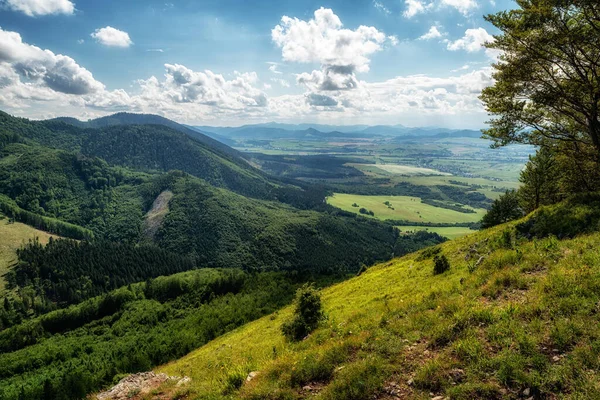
top-left (152, 197), bottom-right (600, 399)
top-left (0, 110), bottom-right (452, 399)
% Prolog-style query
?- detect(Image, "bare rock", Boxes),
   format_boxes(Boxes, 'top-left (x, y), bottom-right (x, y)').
top-left (95, 372), bottom-right (190, 400)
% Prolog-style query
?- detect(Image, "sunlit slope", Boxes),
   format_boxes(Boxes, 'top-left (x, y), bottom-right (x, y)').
top-left (0, 215), bottom-right (57, 291)
top-left (158, 198), bottom-right (600, 399)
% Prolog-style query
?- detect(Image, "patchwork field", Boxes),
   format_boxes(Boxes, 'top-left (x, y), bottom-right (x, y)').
top-left (326, 193), bottom-right (487, 223)
top-left (396, 225), bottom-right (476, 239)
top-left (0, 214), bottom-right (56, 291)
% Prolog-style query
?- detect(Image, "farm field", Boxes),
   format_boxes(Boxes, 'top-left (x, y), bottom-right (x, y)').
top-left (326, 193), bottom-right (487, 223)
top-left (395, 225), bottom-right (476, 239)
top-left (0, 214), bottom-right (56, 291)
top-left (350, 163), bottom-right (450, 176)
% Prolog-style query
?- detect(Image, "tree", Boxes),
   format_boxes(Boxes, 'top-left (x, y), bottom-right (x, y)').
top-left (519, 147), bottom-right (561, 212)
top-left (281, 284), bottom-right (323, 341)
top-left (481, 190), bottom-right (524, 228)
top-left (481, 0), bottom-right (600, 161)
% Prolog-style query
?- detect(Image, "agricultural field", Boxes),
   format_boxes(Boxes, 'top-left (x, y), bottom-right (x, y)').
top-left (0, 214), bottom-right (56, 291)
top-left (396, 225), bottom-right (477, 239)
top-left (350, 163), bottom-right (451, 176)
top-left (326, 194), bottom-right (487, 223)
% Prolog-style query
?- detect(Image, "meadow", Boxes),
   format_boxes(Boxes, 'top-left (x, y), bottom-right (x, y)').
top-left (0, 214), bottom-right (56, 291)
top-left (396, 225), bottom-right (477, 239)
top-left (326, 193), bottom-right (487, 223)
top-left (156, 206), bottom-right (600, 399)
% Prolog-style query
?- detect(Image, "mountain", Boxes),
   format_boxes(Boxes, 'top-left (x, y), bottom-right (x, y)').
top-left (51, 112), bottom-right (242, 160)
top-left (151, 197), bottom-right (600, 399)
top-left (194, 122), bottom-right (372, 134)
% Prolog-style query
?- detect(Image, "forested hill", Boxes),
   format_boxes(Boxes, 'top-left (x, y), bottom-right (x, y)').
top-left (0, 111), bottom-right (316, 204)
top-left (50, 112), bottom-right (241, 160)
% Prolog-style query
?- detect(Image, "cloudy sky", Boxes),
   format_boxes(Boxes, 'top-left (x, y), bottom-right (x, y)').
top-left (0, 0), bottom-right (512, 128)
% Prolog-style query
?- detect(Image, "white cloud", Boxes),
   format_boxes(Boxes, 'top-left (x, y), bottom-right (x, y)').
top-left (272, 7), bottom-right (390, 74)
top-left (77, 39), bottom-right (84, 44)
top-left (146, 48), bottom-right (164, 52)
top-left (91, 26), bottom-right (133, 48)
top-left (2, 0), bottom-right (74, 16)
top-left (0, 27), bottom-right (104, 95)
top-left (419, 26), bottom-right (443, 40)
top-left (440, 0), bottom-right (478, 16)
top-left (403, 0), bottom-right (430, 18)
top-left (267, 62), bottom-right (282, 74)
top-left (451, 64), bottom-right (470, 72)
top-left (447, 27), bottom-right (493, 52)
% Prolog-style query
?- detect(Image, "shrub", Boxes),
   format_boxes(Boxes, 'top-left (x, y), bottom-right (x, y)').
top-left (433, 254), bottom-right (450, 275)
top-left (481, 190), bottom-right (524, 229)
top-left (281, 284), bottom-right (324, 341)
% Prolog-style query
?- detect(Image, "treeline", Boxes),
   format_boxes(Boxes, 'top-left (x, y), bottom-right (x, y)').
top-left (420, 198), bottom-right (476, 214)
top-left (9, 238), bottom-right (196, 307)
top-left (0, 195), bottom-right (93, 240)
top-left (0, 269), bottom-right (299, 400)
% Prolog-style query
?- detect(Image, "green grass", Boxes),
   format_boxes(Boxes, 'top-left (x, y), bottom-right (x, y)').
top-left (327, 193), bottom-right (487, 223)
top-left (0, 214), bottom-right (56, 291)
top-left (155, 202), bottom-right (600, 399)
top-left (396, 225), bottom-right (477, 239)
top-left (350, 163), bottom-right (450, 176)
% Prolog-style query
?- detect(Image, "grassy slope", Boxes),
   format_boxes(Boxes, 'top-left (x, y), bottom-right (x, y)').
top-left (327, 193), bottom-right (486, 223)
top-left (158, 210), bottom-right (600, 399)
top-left (0, 214), bottom-right (56, 291)
top-left (397, 225), bottom-right (476, 239)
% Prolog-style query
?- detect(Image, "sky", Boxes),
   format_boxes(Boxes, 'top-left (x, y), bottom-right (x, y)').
top-left (0, 0), bottom-right (515, 128)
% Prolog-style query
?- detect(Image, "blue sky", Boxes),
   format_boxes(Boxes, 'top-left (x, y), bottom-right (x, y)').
top-left (0, 0), bottom-right (515, 127)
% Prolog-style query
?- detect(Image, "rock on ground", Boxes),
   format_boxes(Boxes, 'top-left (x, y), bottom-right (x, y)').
top-left (95, 372), bottom-right (190, 400)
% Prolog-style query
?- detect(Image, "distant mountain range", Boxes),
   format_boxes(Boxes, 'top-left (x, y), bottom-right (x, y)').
top-left (190, 122), bottom-right (483, 141)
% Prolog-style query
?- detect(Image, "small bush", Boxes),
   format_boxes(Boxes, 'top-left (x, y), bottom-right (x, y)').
top-left (281, 284), bottom-right (323, 341)
top-left (433, 254), bottom-right (450, 275)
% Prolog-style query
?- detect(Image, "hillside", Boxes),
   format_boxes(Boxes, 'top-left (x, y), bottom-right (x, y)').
top-left (0, 214), bottom-right (57, 291)
top-left (146, 197), bottom-right (600, 399)
top-left (50, 112), bottom-right (242, 160)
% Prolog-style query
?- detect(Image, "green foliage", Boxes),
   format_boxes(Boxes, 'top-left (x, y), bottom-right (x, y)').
top-left (12, 238), bottom-right (195, 307)
top-left (281, 284), bottom-right (323, 341)
top-left (481, 190), bottom-right (524, 229)
top-left (0, 269), bottom-right (298, 400)
top-left (518, 147), bottom-right (562, 213)
top-left (516, 193), bottom-right (600, 239)
top-left (433, 254), bottom-right (450, 275)
top-left (358, 207), bottom-right (375, 216)
top-left (481, 1), bottom-right (600, 158)
top-left (318, 357), bottom-right (386, 400)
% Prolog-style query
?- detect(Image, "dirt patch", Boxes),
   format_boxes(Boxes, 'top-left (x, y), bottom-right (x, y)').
top-left (143, 190), bottom-right (173, 240)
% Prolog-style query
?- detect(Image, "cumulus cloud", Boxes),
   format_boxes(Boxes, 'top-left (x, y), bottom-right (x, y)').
top-left (0, 27), bottom-right (104, 95)
top-left (306, 93), bottom-right (338, 107)
top-left (272, 7), bottom-right (390, 74)
top-left (2, 0), bottom-right (74, 16)
top-left (440, 0), bottom-right (478, 16)
top-left (136, 64), bottom-right (267, 108)
top-left (447, 27), bottom-right (493, 53)
top-left (419, 26), bottom-right (443, 40)
top-left (91, 26), bottom-right (133, 48)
